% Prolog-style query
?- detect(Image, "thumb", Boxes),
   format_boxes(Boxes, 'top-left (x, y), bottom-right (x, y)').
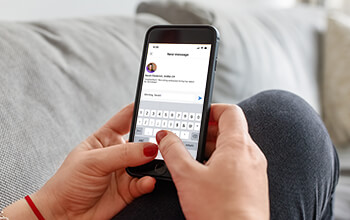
top-left (91, 142), bottom-right (158, 174)
top-left (156, 130), bottom-right (199, 177)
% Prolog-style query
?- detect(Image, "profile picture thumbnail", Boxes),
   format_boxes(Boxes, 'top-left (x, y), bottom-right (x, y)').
top-left (146, 63), bottom-right (157, 73)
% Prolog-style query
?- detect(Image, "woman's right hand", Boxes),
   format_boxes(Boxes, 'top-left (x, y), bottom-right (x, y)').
top-left (156, 104), bottom-right (269, 220)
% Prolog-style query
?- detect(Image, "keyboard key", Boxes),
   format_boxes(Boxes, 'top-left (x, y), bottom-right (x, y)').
top-left (174, 121), bottom-right (181, 129)
top-left (181, 122), bottom-right (187, 130)
top-left (135, 106), bottom-right (203, 148)
top-left (168, 120), bottom-right (174, 128)
top-left (136, 127), bottom-right (143, 135)
top-left (153, 128), bottom-right (161, 136)
top-left (194, 123), bottom-right (200, 131)
top-left (157, 110), bottom-right (163, 118)
top-left (134, 137), bottom-right (149, 142)
top-left (188, 122), bottom-right (194, 130)
top-left (145, 127), bottom-right (153, 136)
top-left (176, 112), bottom-right (182, 119)
top-left (149, 137), bottom-right (157, 144)
top-left (195, 113), bottom-right (201, 121)
top-left (180, 131), bottom-right (189, 139)
top-left (184, 142), bottom-right (197, 150)
top-left (188, 150), bottom-right (197, 159)
top-left (139, 109), bottom-right (144, 116)
top-left (151, 110), bottom-right (156, 117)
top-left (173, 130), bottom-right (180, 137)
top-left (182, 112), bottom-right (188, 120)
top-left (163, 111), bottom-right (169, 118)
top-left (191, 132), bottom-right (199, 140)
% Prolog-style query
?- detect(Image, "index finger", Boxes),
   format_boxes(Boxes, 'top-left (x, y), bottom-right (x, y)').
top-left (91, 103), bottom-right (134, 148)
top-left (102, 103), bottom-right (134, 135)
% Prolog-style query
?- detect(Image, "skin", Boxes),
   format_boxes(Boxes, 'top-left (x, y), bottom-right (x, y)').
top-left (3, 104), bottom-right (269, 220)
top-left (149, 63), bottom-right (156, 72)
top-left (157, 104), bottom-right (269, 219)
top-left (148, 64), bottom-right (154, 72)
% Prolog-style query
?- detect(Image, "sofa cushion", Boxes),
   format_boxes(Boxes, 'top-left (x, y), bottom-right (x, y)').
top-left (0, 14), bottom-right (166, 208)
top-left (323, 12), bottom-right (350, 147)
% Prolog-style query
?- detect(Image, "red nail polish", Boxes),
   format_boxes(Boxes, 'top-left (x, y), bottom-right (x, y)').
top-left (208, 121), bottom-right (217, 126)
top-left (156, 130), bottom-right (167, 143)
top-left (143, 144), bottom-right (158, 157)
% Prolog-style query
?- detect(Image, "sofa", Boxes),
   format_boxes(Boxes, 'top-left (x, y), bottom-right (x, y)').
top-left (1, 1), bottom-right (349, 219)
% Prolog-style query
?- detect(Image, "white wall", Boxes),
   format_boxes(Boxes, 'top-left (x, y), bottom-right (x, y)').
top-left (325, 0), bottom-right (350, 13)
top-left (174, 0), bottom-right (296, 9)
top-left (0, 0), bottom-right (144, 21)
top-left (0, 0), bottom-right (298, 21)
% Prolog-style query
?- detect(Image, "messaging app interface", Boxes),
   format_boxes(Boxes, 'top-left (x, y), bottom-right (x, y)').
top-left (134, 43), bottom-right (211, 159)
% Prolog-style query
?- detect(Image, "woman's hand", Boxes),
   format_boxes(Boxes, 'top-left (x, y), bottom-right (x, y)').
top-left (156, 104), bottom-right (269, 220)
top-left (4, 104), bottom-right (157, 220)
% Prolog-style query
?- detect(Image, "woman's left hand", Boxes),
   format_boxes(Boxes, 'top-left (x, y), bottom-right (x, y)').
top-left (30, 103), bottom-right (157, 219)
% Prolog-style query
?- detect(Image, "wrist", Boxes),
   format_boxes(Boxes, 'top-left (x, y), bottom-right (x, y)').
top-left (2, 189), bottom-right (67, 220)
top-left (3, 198), bottom-right (36, 220)
top-left (30, 188), bottom-right (68, 220)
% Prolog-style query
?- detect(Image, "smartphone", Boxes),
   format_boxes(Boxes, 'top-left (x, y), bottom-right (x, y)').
top-left (126, 25), bottom-right (220, 180)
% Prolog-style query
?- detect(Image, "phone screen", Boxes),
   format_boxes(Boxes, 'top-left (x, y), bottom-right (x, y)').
top-left (133, 43), bottom-right (212, 159)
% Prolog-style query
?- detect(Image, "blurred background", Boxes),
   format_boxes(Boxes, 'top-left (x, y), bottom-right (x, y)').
top-left (0, 0), bottom-right (349, 219)
top-left (0, 0), bottom-right (349, 20)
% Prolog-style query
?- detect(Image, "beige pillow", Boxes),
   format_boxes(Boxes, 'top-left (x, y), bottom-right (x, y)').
top-left (323, 12), bottom-right (350, 147)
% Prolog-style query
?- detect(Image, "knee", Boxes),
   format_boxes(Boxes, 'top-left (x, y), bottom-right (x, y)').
top-left (240, 90), bottom-right (322, 136)
top-left (239, 90), bottom-right (339, 219)
top-left (238, 89), bottom-right (335, 167)
top-left (240, 89), bottom-right (317, 122)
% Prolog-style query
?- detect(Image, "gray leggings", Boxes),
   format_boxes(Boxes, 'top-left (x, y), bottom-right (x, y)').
top-left (114, 90), bottom-right (339, 220)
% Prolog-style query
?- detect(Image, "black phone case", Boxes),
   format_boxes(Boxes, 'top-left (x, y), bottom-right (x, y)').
top-left (126, 25), bottom-right (220, 181)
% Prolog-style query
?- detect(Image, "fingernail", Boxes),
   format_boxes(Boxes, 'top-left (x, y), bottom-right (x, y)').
top-left (156, 130), bottom-right (167, 144)
top-left (209, 121), bottom-right (217, 126)
top-left (143, 143), bottom-right (158, 157)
